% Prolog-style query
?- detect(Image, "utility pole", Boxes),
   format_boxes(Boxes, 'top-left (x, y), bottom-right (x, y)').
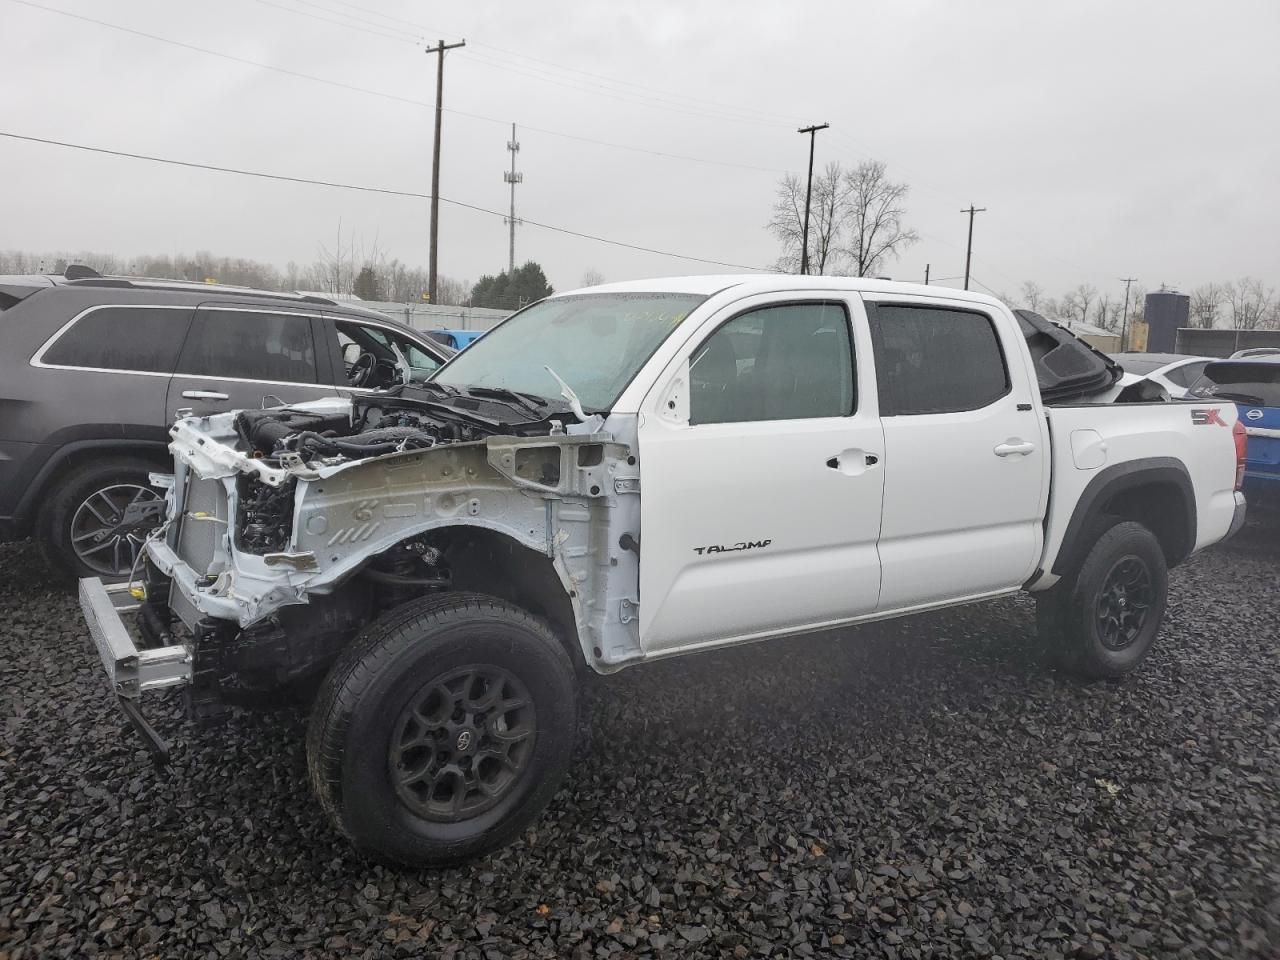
top-left (960, 205), bottom-right (986, 291)
top-left (924, 263), bottom-right (930, 285)
top-left (1119, 277), bottom-right (1138, 351)
top-left (797, 123), bottom-right (829, 275)
top-left (425, 37), bottom-right (466, 304)
top-left (503, 123), bottom-right (523, 275)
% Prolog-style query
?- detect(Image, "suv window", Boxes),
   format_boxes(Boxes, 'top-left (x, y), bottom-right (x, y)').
top-left (179, 309), bottom-right (318, 383)
top-left (690, 302), bottom-right (854, 425)
top-left (335, 320), bottom-right (442, 385)
top-left (1165, 361), bottom-right (1207, 388)
top-left (870, 304), bottom-right (1009, 415)
top-left (40, 306), bottom-right (191, 373)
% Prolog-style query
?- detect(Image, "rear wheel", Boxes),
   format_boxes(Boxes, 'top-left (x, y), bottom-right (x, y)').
top-left (307, 593), bottom-right (577, 866)
top-left (1036, 520), bottom-right (1168, 680)
top-left (38, 456), bottom-right (166, 580)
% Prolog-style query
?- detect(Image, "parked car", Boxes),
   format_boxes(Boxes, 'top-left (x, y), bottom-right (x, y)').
top-left (1108, 352), bottom-right (1213, 399)
top-left (425, 328), bottom-right (486, 350)
top-left (79, 275), bottom-right (1245, 866)
top-left (1189, 356), bottom-right (1280, 503)
top-left (0, 267), bottom-right (454, 579)
top-left (1230, 347), bottom-right (1280, 359)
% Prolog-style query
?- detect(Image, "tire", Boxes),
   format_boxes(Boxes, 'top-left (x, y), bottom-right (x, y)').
top-left (307, 593), bottom-right (577, 867)
top-left (1035, 520), bottom-right (1168, 680)
top-left (37, 455), bottom-right (167, 580)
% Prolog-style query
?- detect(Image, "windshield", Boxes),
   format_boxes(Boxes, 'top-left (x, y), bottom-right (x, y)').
top-left (432, 292), bottom-right (707, 411)
top-left (1189, 361), bottom-right (1280, 406)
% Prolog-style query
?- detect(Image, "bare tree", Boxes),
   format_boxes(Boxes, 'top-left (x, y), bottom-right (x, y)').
top-left (843, 160), bottom-right (919, 277)
top-left (768, 163), bottom-right (848, 275)
top-left (1092, 293), bottom-right (1121, 332)
top-left (1019, 281), bottom-right (1044, 312)
top-left (1057, 284), bottom-right (1097, 326)
top-left (1189, 283), bottom-right (1225, 329)
top-left (580, 269), bottom-right (606, 288)
top-left (1224, 277), bottom-right (1276, 329)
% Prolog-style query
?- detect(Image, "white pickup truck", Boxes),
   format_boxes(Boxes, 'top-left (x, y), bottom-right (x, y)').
top-left (78, 276), bottom-right (1247, 866)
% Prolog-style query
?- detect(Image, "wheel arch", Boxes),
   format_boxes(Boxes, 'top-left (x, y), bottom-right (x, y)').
top-left (1050, 457), bottom-right (1196, 577)
top-left (340, 522), bottom-right (588, 674)
top-left (17, 439), bottom-right (172, 534)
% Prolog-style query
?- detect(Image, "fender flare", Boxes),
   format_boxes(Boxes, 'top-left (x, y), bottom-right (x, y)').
top-left (1049, 457), bottom-right (1196, 577)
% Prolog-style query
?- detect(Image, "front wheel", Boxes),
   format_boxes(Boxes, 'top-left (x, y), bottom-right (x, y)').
top-left (1036, 520), bottom-right (1169, 680)
top-left (307, 594), bottom-right (577, 866)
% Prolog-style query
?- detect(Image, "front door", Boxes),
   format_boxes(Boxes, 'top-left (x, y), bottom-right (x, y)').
top-left (865, 297), bottom-right (1049, 609)
top-left (636, 294), bottom-right (885, 655)
top-left (166, 306), bottom-right (337, 420)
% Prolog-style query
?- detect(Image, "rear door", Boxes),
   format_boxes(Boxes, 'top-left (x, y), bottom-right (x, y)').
top-left (166, 305), bottom-right (336, 419)
top-left (636, 293), bottom-right (885, 654)
top-left (866, 296), bottom-right (1049, 609)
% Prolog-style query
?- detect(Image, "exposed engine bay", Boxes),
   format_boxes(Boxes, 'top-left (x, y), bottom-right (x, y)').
top-left (145, 388), bottom-right (644, 701)
top-left (227, 386), bottom-right (573, 554)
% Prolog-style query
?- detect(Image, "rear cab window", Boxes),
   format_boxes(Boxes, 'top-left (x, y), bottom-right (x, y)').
top-left (179, 308), bottom-right (319, 383)
top-left (38, 306), bottom-right (192, 373)
top-left (869, 303), bottom-right (1010, 415)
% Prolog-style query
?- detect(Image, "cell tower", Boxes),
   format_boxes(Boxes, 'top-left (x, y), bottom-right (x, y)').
top-left (503, 123), bottom-right (523, 274)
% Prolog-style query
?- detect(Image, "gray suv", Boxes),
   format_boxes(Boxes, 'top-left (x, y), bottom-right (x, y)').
top-left (0, 267), bottom-right (453, 578)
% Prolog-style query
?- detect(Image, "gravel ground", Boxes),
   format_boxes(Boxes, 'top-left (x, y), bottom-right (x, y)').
top-left (2, 521), bottom-right (1278, 960)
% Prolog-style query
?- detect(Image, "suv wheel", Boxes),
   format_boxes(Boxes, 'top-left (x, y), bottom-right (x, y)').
top-left (39, 456), bottom-right (166, 580)
top-left (307, 593), bottom-right (577, 866)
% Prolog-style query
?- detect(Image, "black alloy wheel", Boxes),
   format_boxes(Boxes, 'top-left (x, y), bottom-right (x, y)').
top-left (389, 665), bottom-right (536, 822)
top-left (1095, 555), bottom-right (1154, 650)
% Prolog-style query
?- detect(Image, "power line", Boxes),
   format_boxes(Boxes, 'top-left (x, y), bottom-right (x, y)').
top-left (0, 131), bottom-right (769, 272)
top-left (255, 0), bottom-right (417, 44)
top-left (268, 0), bottom-right (802, 125)
top-left (252, 0), bottom-right (795, 127)
top-left (6, 0), bottom-right (787, 175)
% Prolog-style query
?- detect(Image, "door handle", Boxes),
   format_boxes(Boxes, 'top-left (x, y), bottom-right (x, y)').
top-left (826, 450), bottom-right (880, 475)
top-left (181, 390), bottom-right (230, 401)
top-left (993, 439), bottom-right (1036, 457)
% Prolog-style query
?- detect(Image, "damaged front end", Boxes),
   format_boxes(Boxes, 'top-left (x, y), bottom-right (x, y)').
top-left (107, 388), bottom-right (643, 734)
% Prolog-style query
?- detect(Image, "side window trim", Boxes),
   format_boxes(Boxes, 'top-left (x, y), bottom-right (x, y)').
top-left (687, 298), bottom-right (857, 426)
top-left (174, 304), bottom-right (323, 386)
top-left (30, 303), bottom-right (195, 375)
top-left (866, 300), bottom-right (1011, 416)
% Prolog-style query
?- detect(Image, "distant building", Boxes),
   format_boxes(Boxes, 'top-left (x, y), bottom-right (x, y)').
top-left (1175, 327), bottom-right (1280, 358)
top-left (1144, 290), bottom-right (1190, 352)
top-left (1063, 320), bottom-right (1122, 353)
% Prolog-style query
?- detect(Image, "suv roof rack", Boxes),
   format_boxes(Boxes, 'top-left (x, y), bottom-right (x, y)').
top-left (60, 273), bottom-right (338, 306)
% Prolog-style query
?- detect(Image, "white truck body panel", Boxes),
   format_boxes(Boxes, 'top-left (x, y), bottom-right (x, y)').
top-left (145, 275), bottom-right (1243, 673)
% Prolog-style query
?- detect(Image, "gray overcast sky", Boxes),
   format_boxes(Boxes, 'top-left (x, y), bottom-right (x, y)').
top-left (2, 0), bottom-right (1278, 299)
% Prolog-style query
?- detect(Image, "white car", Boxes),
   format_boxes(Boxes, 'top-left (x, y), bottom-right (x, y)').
top-left (80, 276), bottom-right (1247, 866)
top-left (1109, 352), bottom-right (1213, 399)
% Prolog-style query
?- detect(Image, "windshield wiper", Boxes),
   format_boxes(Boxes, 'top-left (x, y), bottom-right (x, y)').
top-left (1203, 390), bottom-right (1267, 405)
top-left (462, 386), bottom-right (549, 419)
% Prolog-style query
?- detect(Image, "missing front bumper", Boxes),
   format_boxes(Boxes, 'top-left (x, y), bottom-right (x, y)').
top-left (79, 577), bottom-right (193, 763)
top-left (79, 577), bottom-right (193, 698)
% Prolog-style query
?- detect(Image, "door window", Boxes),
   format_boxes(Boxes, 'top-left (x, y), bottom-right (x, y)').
top-left (870, 304), bottom-right (1009, 415)
top-left (689, 302), bottom-right (854, 425)
top-left (335, 320), bottom-right (442, 386)
top-left (40, 306), bottom-right (191, 373)
top-left (1164, 361), bottom-right (1207, 388)
top-left (179, 309), bottom-right (318, 383)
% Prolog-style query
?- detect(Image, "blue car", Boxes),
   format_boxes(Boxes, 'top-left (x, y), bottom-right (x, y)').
top-left (425, 328), bottom-right (486, 351)
top-left (1189, 357), bottom-right (1280, 503)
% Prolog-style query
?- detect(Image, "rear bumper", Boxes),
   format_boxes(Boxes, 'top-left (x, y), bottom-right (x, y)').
top-left (79, 577), bottom-right (192, 699)
top-left (1226, 491), bottom-right (1248, 540)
